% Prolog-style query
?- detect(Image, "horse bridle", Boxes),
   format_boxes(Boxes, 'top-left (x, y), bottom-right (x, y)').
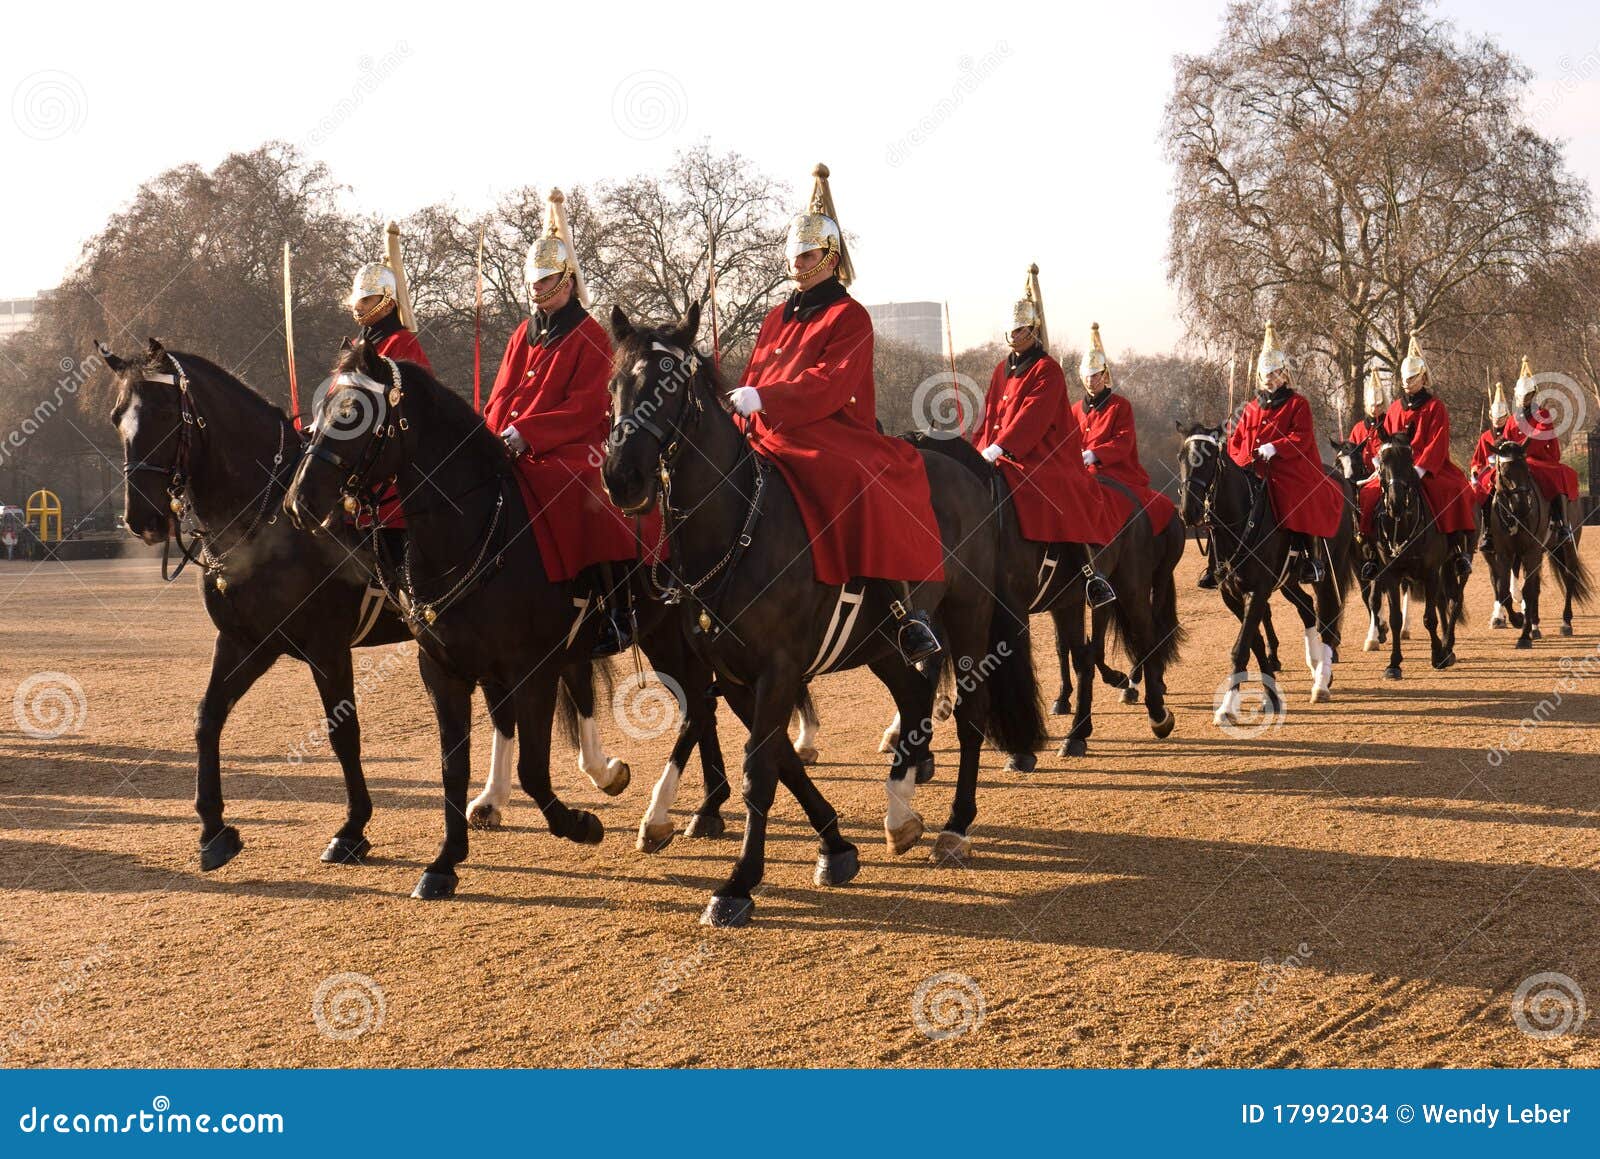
top-left (609, 341), bottom-right (765, 619)
top-left (123, 351), bottom-right (289, 585)
top-left (1374, 448), bottom-right (1433, 561)
top-left (1490, 449), bottom-right (1534, 534)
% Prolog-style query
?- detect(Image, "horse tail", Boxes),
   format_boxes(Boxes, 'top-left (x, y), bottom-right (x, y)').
top-left (1147, 518), bottom-right (1188, 670)
top-left (979, 550), bottom-right (1047, 757)
top-left (1552, 530), bottom-right (1595, 608)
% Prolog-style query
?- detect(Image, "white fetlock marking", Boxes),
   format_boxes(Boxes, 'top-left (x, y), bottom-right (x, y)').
top-left (470, 727), bottom-right (516, 815)
top-left (577, 716), bottom-right (618, 791)
top-left (885, 775), bottom-right (917, 830)
top-left (1315, 643), bottom-right (1334, 693)
top-left (1302, 626), bottom-right (1320, 675)
top-left (793, 704), bottom-right (819, 753)
top-left (879, 711), bottom-right (902, 754)
top-left (643, 761), bottom-right (682, 828)
top-left (1214, 682), bottom-right (1242, 723)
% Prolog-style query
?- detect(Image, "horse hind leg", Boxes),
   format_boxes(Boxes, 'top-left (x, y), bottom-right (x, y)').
top-left (195, 634), bottom-right (281, 871)
top-left (468, 684), bottom-right (516, 829)
top-left (563, 662), bottom-right (629, 796)
top-left (308, 647), bottom-right (376, 864)
top-left (792, 690), bottom-right (821, 764)
top-left (869, 657), bottom-right (937, 854)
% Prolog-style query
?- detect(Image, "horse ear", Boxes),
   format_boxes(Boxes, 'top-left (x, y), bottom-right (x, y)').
top-left (1174, 421), bottom-right (1185, 433)
top-left (610, 305), bottom-right (634, 343)
top-left (96, 341), bottom-right (125, 373)
top-left (675, 301), bottom-right (702, 349)
top-left (145, 337), bottom-right (166, 361)
top-left (1327, 436), bottom-right (1339, 451)
top-left (339, 336), bottom-right (354, 352)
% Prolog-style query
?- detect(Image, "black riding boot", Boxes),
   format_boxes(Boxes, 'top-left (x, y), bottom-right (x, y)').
top-left (1084, 565), bottom-right (1116, 608)
top-left (589, 562), bottom-right (635, 659)
top-left (1197, 563), bottom-right (1218, 590)
top-left (1552, 496), bottom-right (1573, 546)
top-left (888, 580), bottom-right (941, 667)
top-left (1295, 534), bottom-right (1325, 584)
top-left (1452, 535), bottom-right (1473, 584)
top-left (1476, 514), bottom-right (1493, 554)
top-left (1359, 557), bottom-right (1381, 583)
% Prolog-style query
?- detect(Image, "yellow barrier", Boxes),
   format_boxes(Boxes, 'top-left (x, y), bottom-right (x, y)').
top-left (26, 489), bottom-right (61, 543)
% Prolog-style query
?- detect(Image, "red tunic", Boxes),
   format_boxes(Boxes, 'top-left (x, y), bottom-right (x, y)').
top-left (1348, 416), bottom-right (1384, 476)
top-left (483, 312), bottom-right (640, 584)
top-left (1357, 394), bottom-right (1477, 535)
top-left (370, 327), bottom-right (433, 529)
top-left (1472, 408), bottom-right (1581, 504)
top-left (1072, 390), bottom-right (1177, 535)
top-left (740, 293), bottom-right (944, 585)
top-left (973, 351), bottom-right (1120, 544)
top-left (1226, 390), bottom-right (1345, 538)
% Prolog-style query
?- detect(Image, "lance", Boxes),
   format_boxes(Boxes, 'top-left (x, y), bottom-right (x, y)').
top-left (945, 301), bottom-right (961, 435)
top-left (473, 225), bottom-right (485, 413)
top-left (282, 240), bottom-right (302, 430)
top-left (1226, 350), bottom-right (1237, 422)
top-left (707, 234), bottom-right (722, 372)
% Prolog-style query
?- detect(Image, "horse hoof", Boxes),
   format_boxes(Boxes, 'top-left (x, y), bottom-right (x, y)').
top-left (1561, 624), bottom-right (1574, 637)
top-left (914, 756), bottom-right (936, 784)
top-left (813, 845), bottom-right (860, 887)
top-left (1432, 653), bottom-right (1457, 670)
top-left (1530, 627), bottom-right (1543, 640)
top-left (885, 813), bottom-right (925, 856)
top-left (700, 895), bottom-right (753, 928)
top-left (1058, 737), bottom-right (1088, 758)
top-left (1151, 710), bottom-right (1176, 739)
top-left (320, 835), bottom-right (370, 865)
top-left (1362, 636), bottom-right (1379, 652)
top-left (1401, 628), bottom-right (1412, 640)
top-left (1383, 666), bottom-right (1402, 680)
top-left (685, 813), bottom-right (726, 840)
top-left (796, 744), bottom-right (819, 766)
top-left (466, 801), bottom-right (503, 830)
top-left (1050, 693), bottom-right (1069, 715)
top-left (411, 871), bottom-right (458, 900)
top-left (1309, 687), bottom-right (1331, 704)
top-left (931, 830), bottom-right (972, 867)
top-left (933, 695), bottom-right (954, 722)
top-left (198, 826), bottom-right (243, 871)
top-left (1005, 752), bottom-right (1037, 773)
top-left (569, 811), bottom-right (605, 846)
top-left (1515, 637), bottom-right (1534, 650)
top-left (1491, 617), bottom-right (1508, 629)
top-left (636, 820), bottom-right (675, 854)
top-left (1120, 686), bottom-right (1139, 705)
top-left (599, 760), bottom-right (631, 797)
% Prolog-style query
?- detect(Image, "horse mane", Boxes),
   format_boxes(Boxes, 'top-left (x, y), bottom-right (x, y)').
top-left (903, 430), bottom-right (991, 481)
top-left (336, 339), bottom-right (506, 462)
top-left (112, 346), bottom-right (289, 424)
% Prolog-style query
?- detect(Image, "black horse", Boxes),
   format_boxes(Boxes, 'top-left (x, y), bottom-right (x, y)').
top-left (1366, 431), bottom-right (1466, 677)
top-left (107, 338), bottom-right (419, 871)
top-left (1482, 440), bottom-right (1593, 647)
top-left (602, 305), bottom-right (1045, 927)
top-left (282, 340), bottom-right (698, 898)
top-left (1177, 424), bottom-right (1355, 721)
top-left (910, 435), bottom-right (1185, 762)
top-left (1328, 436), bottom-right (1415, 652)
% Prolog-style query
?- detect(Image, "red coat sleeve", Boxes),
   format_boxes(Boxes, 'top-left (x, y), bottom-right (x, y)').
top-left (756, 305), bottom-right (873, 430)
top-left (992, 360), bottom-right (1066, 458)
top-left (1226, 404), bottom-right (1257, 466)
top-left (1086, 395), bottom-right (1138, 467)
top-left (515, 336), bottom-right (611, 455)
top-left (1268, 394), bottom-right (1318, 464)
top-left (972, 363), bottom-right (1006, 450)
top-left (1470, 429), bottom-right (1495, 475)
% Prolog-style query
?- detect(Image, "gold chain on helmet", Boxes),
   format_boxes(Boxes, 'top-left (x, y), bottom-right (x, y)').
top-left (352, 292), bottom-right (396, 327)
top-left (531, 268), bottom-right (573, 306)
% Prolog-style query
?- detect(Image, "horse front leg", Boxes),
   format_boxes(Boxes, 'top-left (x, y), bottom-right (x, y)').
top-left (413, 650), bottom-right (475, 900)
top-left (1059, 591), bottom-right (1095, 757)
top-left (307, 646), bottom-right (374, 864)
top-left (195, 633), bottom-right (280, 870)
top-left (1517, 554), bottom-right (1540, 650)
top-left (515, 668), bottom-right (604, 846)
top-left (1383, 583), bottom-right (1404, 679)
top-left (1215, 587), bottom-right (1270, 726)
top-left (1424, 580), bottom-right (1450, 670)
top-left (701, 679), bottom-right (791, 929)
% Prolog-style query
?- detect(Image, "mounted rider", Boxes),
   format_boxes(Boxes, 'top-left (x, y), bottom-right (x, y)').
top-left (1346, 367), bottom-right (1389, 481)
top-left (973, 265), bottom-right (1117, 607)
top-left (483, 188), bottom-right (636, 657)
top-left (1072, 321), bottom-right (1179, 564)
top-left (1469, 381), bottom-right (1511, 487)
top-left (346, 222), bottom-right (430, 532)
top-left (1225, 321), bottom-right (1346, 584)
top-left (729, 163), bottom-right (943, 666)
top-left (1472, 355), bottom-right (1580, 548)
top-left (1356, 332), bottom-right (1478, 582)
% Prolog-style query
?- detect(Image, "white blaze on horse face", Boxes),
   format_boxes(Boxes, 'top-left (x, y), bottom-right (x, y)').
top-left (118, 397), bottom-right (142, 447)
top-left (643, 761), bottom-right (682, 829)
top-left (885, 772), bottom-right (918, 830)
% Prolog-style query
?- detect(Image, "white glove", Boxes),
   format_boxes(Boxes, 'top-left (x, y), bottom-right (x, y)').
top-left (728, 386), bottom-right (763, 416)
top-left (1257, 442), bottom-right (1277, 460)
top-left (1082, 449), bottom-right (1097, 466)
top-left (501, 426), bottom-right (528, 455)
top-left (1415, 465), bottom-right (1427, 478)
top-left (982, 443), bottom-right (1005, 463)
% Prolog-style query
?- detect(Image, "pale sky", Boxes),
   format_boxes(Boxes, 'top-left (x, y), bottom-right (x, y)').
top-left (4, 0), bottom-right (1598, 352)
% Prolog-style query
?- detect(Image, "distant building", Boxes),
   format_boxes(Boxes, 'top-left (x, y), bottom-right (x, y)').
top-left (867, 301), bottom-right (944, 355)
top-left (0, 297), bottom-right (37, 339)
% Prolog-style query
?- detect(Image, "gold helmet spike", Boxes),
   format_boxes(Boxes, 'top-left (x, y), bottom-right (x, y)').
top-left (784, 162), bottom-right (854, 286)
top-left (1400, 330), bottom-right (1428, 382)
top-left (1514, 354), bottom-right (1537, 408)
top-left (1079, 321), bottom-right (1108, 381)
top-left (525, 188), bottom-right (591, 309)
top-left (1010, 263), bottom-right (1049, 352)
top-left (1490, 380), bottom-right (1510, 423)
top-left (1363, 365), bottom-right (1387, 414)
top-left (384, 220), bottom-right (417, 332)
top-left (1256, 319), bottom-right (1289, 384)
